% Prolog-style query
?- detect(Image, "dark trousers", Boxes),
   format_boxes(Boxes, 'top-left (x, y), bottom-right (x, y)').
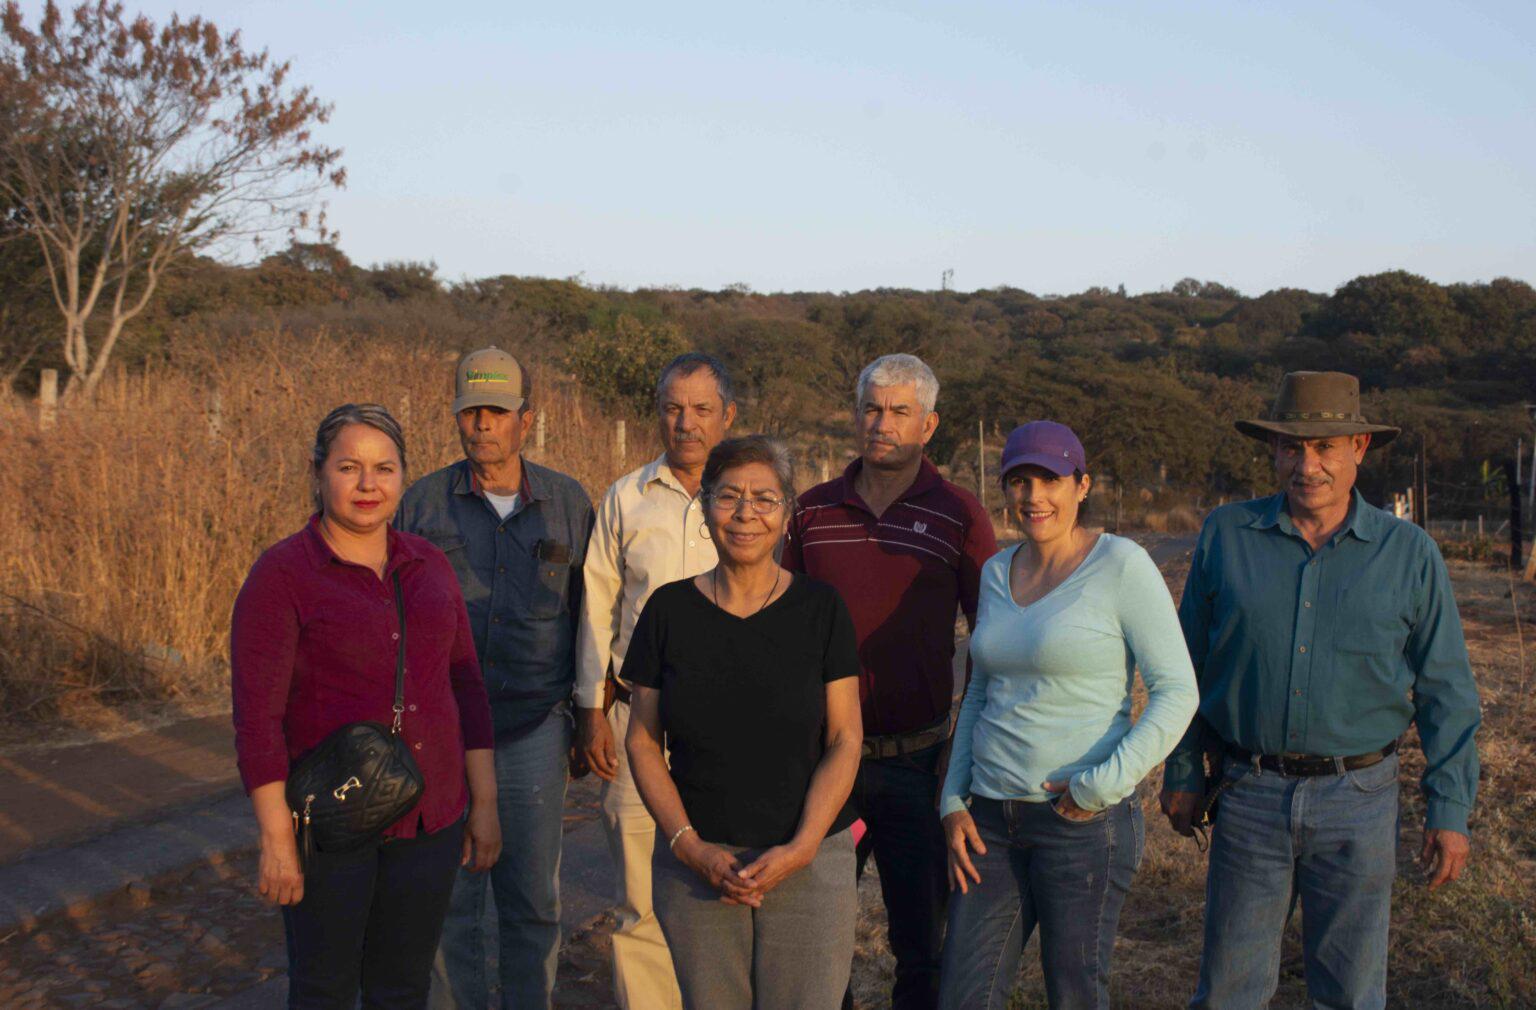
top-left (844, 743), bottom-right (949, 1010)
top-left (283, 818), bottom-right (465, 1010)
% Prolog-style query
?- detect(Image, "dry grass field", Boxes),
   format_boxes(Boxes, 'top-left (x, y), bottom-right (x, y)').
top-left (0, 326), bottom-right (660, 720)
top-left (850, 555), bottom-right (1536, 1009)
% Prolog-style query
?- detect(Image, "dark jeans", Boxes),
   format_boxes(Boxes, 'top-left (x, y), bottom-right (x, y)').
top-left (938, 796), bottom-right (1143, 1010)
top-left (283, 818), bottom-right (466, 1010)
top-left (845, 743), bottom-right (949, 1010)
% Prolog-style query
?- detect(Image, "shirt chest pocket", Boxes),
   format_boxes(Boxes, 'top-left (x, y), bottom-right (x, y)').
top-left (423, 534), bottom-right (489, 606)
top-left (526, 543), bottom-right (573, 620)
top-left (1331, 590), bottom-right (1411, 656)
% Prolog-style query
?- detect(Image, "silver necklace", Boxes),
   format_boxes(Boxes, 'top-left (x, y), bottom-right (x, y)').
top-left (713, 567), bottom-right (781, 616)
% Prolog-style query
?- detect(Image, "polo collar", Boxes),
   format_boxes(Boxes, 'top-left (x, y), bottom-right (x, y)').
top-left (1248, 489), bottom-right (1378, 543)
top-left (302, 512), bottom-right (422, 573)
top-left (838, 456), bottom-right (943, 508)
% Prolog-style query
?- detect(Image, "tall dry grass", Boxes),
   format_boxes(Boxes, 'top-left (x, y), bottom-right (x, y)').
top-left (0, 326), bottom-right (658, 718)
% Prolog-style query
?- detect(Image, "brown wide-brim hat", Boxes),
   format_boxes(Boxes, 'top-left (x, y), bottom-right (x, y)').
top-left (1235, 370), bottom-right (1400, 447)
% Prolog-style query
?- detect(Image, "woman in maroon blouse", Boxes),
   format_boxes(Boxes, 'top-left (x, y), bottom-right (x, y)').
top-left (231, 403), bottom-right (499, 1009)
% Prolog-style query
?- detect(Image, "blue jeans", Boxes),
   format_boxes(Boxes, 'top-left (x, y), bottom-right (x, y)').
top-left (938, 796), bottom-right (1143, 1010)
top-left (1191, 753), bottom-right (1400, 1010)
top-left (430, 703), bottom-right (571, 1010)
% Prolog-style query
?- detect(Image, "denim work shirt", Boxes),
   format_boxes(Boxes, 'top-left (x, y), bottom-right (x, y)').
top-left (398, 457), bottom-right (595, 738)
top-left (1165, 490), bottom-right (1481, 834)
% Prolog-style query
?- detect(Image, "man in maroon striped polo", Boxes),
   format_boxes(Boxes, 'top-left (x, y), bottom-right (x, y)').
top-left (782, 353), bottom-right (996, 1010)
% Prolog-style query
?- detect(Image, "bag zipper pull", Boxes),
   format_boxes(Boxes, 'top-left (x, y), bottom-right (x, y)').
top-left (302, 794), bottom-right (315, 866)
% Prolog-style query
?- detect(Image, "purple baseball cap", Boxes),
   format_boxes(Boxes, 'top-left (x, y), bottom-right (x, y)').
top-left (998, 420), bottom-right (1086, 480)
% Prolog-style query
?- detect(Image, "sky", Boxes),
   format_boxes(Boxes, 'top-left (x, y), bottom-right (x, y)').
top-left (27, 0), bottom-right (1536, 295)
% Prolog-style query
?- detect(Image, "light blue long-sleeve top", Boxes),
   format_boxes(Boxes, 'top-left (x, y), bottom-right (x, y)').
top-left (940, 534), bottom-right (1198, 816)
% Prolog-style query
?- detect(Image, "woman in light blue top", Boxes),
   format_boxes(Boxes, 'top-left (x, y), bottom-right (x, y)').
top-left (937, 420), bottom-right (1198, 1010)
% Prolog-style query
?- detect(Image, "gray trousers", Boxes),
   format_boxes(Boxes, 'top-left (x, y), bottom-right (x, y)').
top-left (652, 827), bottom-right (857, 1010)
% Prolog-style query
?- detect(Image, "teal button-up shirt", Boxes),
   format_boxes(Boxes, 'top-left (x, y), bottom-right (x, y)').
top-left (1166, 490), bottom-right (1480, 834)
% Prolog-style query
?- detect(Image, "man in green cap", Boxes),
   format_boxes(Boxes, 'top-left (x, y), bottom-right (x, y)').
top-left (1162, 370), bottom-right (1481, 1010)
top-left (398, 346), bottom-right (595, 1010)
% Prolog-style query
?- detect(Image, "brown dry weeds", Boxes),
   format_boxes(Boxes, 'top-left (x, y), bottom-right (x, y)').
top-left (0, 326), bottom-right (658, 719)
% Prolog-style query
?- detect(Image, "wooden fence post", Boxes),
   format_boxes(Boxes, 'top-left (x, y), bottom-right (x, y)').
top-left (535, 410), bottom-right (546, 451)
top-left (614, 419), bottom-right (626, 470)
top-left (207, 391), bottom-right (223, 439)
top-left (1508, 460), bottom-right (1523, 570)
top-left (38, 368), bottom-right (58, 431)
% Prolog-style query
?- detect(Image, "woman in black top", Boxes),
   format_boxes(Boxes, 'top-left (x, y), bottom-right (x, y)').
top-left (625, 435), bottom-right (863, 1010)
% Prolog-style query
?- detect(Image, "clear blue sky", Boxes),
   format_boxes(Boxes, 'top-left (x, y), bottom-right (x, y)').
top-left (38, 0), bottom-right (1536, 294)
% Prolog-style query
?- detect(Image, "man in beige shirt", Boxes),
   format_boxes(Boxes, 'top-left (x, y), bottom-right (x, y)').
top-left (576, 352), bottom-right (737, 1010)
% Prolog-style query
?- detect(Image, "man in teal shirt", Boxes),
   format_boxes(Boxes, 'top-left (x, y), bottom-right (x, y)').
top-left (1162, 371), bottom-right (1480, 1010)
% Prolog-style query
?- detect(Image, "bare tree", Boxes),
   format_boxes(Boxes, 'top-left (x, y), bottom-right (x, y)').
top-left (0, 1), bottom-right (344, 400)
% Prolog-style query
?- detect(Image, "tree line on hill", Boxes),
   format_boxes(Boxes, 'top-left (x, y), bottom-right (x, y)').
top-left (3, 239), bottom-right (1533, 516)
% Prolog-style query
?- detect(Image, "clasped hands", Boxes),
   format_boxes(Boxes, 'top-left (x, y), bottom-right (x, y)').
top-left (673, 831), bottom-right (814, 907)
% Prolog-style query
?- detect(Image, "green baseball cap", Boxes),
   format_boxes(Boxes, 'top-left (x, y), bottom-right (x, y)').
top-left (453, 346), bottom-right (527, 414)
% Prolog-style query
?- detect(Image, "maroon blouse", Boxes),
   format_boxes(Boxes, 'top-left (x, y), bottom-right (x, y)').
top-left (231, 515), bottom-right (494, 838)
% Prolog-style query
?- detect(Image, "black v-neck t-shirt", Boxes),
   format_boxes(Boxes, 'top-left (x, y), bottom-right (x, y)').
top-left (623, 574), bottom-right (861, 847)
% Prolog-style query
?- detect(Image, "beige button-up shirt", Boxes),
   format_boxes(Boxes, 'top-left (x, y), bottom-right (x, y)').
top-left (575, 454), bottom-right (718, 707)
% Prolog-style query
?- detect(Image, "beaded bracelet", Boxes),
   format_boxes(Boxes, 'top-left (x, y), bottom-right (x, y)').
top-left (668, 824), bottom-right (695, 852)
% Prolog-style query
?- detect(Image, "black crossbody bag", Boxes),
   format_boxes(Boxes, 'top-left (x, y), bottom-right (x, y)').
top-left (286, 572), bottom-right (425, 868)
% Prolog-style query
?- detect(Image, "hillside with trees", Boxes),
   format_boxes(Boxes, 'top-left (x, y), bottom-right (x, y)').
top-left (6, 242), bottom-right (1529, 516)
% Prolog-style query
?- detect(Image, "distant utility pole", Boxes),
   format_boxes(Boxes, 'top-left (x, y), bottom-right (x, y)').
top-left (977, 418), bottom-right (987, 514)
top-left (941, 268), bottom-right (954, 292)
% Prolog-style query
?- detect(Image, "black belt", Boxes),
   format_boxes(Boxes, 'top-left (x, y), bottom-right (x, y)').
top-left (862, 719), bottom-right (948, 761)
top-left (1224, 740), bottom-right (1397, 777)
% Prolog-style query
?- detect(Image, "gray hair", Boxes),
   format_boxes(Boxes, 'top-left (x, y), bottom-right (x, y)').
top-left (656, 352), bottom-right (735, 411)
top-left (312, 403), bottom-right (408, 474)
top-left (701, 435), bottom-right (797, 512)
top-left (855, 353), bottom-right (939, 414)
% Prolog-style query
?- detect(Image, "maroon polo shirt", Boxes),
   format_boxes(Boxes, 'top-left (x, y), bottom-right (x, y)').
top-left (231, 515), bottom-right (494, 839)
top-left (782, 458), bottom-right (996, 736)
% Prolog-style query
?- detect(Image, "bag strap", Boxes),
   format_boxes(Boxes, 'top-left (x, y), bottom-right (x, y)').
top-left (390, 570), bottom-right (407, 735)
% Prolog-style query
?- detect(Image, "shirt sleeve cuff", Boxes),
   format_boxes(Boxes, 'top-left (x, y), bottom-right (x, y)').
top-left (939, 794), bottom-right (969, 819)
top-left (1425, 797), bottom-right (1471, 835)
top-left (1067, 775), bottom-right (1108, 813)
top-left (573, 679), bottom-right (604, 709)
top-left (238, 753), bottom-right (290, 795)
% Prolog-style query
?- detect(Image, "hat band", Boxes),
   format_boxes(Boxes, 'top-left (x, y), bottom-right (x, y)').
top-left (1271, 410), bottom-right (1364, 422)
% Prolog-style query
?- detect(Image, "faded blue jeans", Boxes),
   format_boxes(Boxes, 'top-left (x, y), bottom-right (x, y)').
top-left (938, 795), bottom-right (1143, 1010)
top-left (1191, 752), bottom-right (1400, 1010)
top-left (429, 702), bottom-right (571, 1010)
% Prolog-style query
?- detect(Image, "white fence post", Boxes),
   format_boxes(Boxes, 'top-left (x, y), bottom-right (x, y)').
top-left (38, 369), bottom-right (58, 431)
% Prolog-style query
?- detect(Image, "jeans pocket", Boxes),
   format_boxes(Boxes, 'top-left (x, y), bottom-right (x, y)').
top-left (1345, 754), bottom-right (1399, 795)
top-left (1048, 795), bottom-right (1108, 824)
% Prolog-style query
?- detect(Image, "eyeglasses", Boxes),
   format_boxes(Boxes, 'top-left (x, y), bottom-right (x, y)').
top-left (707, 493), bottom-right (785, 515)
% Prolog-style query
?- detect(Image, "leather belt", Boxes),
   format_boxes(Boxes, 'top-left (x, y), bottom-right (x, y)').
top-left (602, 673), bottom-right (631, 712)
top-left (862, 719), bottom-right (949, 761)
top-left (1224, 740), bottom-right (1397, 778)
